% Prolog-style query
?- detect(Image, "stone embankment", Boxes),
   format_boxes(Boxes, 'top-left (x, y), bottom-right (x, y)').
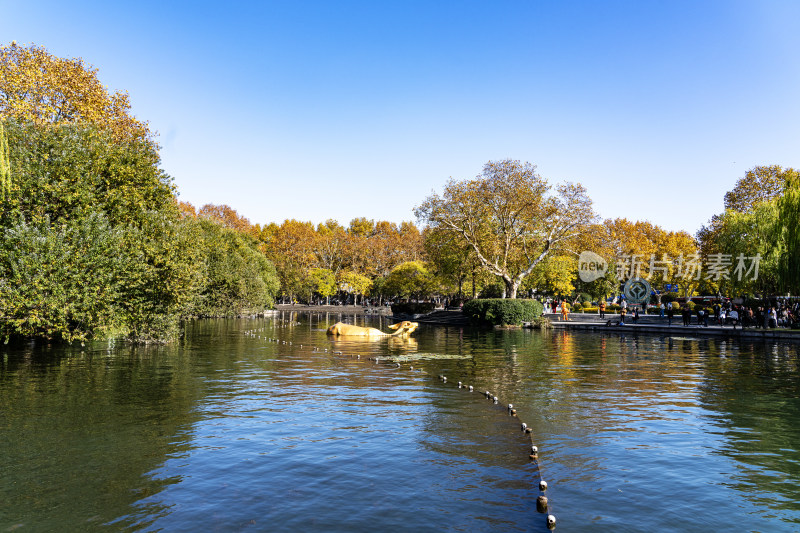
top-left (544, 311), bottom-right (800, 341)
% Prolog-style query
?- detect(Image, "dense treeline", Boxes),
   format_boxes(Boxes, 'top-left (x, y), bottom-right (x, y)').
top-left (0, 120), bottom-right (279, 343)
top-left (1, 42), bottom-right (280, 343)
top-left (697, 165), bottom-right (800, 297)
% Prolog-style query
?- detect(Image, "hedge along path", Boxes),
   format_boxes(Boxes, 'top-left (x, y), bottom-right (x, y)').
top-left (243, 323), bottom-right (557, 530)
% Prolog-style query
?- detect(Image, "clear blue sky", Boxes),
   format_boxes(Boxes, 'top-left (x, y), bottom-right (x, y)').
top-left (2, 0), bottom-right (798, 234)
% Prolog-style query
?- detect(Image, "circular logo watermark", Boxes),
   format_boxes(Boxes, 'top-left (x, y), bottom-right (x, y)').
top-left (578, 251), bottom-right (608, 282)
top-left (623, 277), bottom-right (652, 305)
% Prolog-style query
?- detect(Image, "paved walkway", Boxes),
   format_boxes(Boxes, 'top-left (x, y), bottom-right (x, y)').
top-left (546, 311), bottom-right (800, 340)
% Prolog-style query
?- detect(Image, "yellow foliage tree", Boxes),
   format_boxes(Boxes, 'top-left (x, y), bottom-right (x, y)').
top-left (415, 159), bottom-right (596, 299)
top-left (0, 121), bottom-right (9, 199)
top-left (0, 42), bottom-right (151, 143)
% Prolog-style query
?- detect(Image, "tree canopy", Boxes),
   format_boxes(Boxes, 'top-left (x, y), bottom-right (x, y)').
top-left (415, 159), bottom-right (596, 298)
top-left (723, 165), bottom-right (799, 212)
top-left (0, 42), bottom-right (152, 144)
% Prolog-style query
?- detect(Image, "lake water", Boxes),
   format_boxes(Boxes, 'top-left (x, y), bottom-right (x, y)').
top-left (2, 312), bottom-right (799, 532)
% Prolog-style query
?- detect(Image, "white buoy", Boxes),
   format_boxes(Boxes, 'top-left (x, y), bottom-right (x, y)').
top-left (521, 423), bottom-right (527, 431)
top-left (508, 403), bottom-right (513, 410)
top-left (547, 514), bottom-right (556, 528)
top-left (458, 381), bottom-right (462, 388)
top-left (531, 445), bottom-right (538, 455)
top-left (539, 480), bottom-right (548, 491)
top-left (442, 376), bottom-right (447, 382)
top-left (468, 385), bottom-right (473, 391)
top-left (493, 396), bottom-right (498, 402)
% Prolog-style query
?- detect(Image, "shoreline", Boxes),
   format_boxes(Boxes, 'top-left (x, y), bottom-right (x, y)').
top-left (545, 313), bottom-right (800, 341)
top-left (275, 305), bottom-right (800, 341)
top-left (275, 303), bottom-right (393, 315)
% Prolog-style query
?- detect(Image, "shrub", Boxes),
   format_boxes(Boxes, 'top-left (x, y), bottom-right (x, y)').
top-left (572, 302), bottom-right (583, 311)
top-left (462, 298), bottom-right (544, 326)
top-left (582, 306), bottom-right (599, 313)
top-left (391, 302), bottom-right (436, 315)
top-left (684, 301), bottom-right (696, 311)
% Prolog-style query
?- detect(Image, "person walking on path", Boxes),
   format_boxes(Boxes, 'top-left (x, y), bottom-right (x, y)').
top-left (599, 301), bottom-right (606, 319)
top-left (561, 301), bottom-right (570, 321)
top-left (667, 304), bottom-right (674, 326)
top-left (660, 302), bottom-right (665, 317)
top-left (620, 306), bottom-right (627, 325)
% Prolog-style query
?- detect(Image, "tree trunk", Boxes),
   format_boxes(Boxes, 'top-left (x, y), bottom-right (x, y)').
top-left (504, 277), bottom-right (519, 299)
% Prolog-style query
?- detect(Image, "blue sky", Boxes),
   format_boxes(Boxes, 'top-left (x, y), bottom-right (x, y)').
top-left (2, 1), bottom-right (798, 234)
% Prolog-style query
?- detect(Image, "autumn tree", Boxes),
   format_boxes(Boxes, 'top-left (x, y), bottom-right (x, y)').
top-left (315, 220), bottom-right (347, 273)
top-left (415, 159), bottom-right (596, 299)
top-left (198, 203), bottom-right (259, 237)
top-left (594, 218), bottom-right (699, 301)
top-left (723, 165), bottom-right (799, 212)
top-left (337, 270), bottom-right (372, 305)
top-left (525, 256), bottom-right (577, 297)
top-left (0, 121), bottom-right (9, 199)
top-left (261, 220), bottom-right (319, 302)
top-left (0, 42), bottom-right (152, 143)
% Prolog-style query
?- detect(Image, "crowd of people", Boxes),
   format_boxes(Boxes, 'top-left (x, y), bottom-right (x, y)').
top-left (677, 301), bottom-right (799, 329)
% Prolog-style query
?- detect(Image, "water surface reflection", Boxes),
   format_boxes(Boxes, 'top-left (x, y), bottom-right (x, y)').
top-left (1, 314), bottom-right (798, 531)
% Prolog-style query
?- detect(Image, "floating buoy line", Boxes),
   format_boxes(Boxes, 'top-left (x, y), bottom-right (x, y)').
top-left (243, 322), bottom-right (557, 530)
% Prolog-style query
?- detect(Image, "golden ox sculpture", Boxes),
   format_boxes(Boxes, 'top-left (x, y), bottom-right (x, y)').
top-left (326, 320), bottom-right (419, 337)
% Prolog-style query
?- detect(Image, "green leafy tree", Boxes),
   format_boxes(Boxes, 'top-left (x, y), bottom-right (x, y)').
top-left (0, 213), bottom-right (126, 342)
top-left (338, 270), bottom-right (372, 305)
top-left (116, 211), bottom-right (205, 342)
top-left (779, 178), bottom-right (800, 292)
top-left (305, 268), bottom-right (337, 304)
top-left (190, 218), bottom-right (279, 316)
top-left (574, 261), bottom-right (620, 302)
top-left (1, 120), bottom-right (176, 228)
top-left (698, 164), bottom-right (799, 297)
top-left (382, 261), bottom-right (436, 301)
